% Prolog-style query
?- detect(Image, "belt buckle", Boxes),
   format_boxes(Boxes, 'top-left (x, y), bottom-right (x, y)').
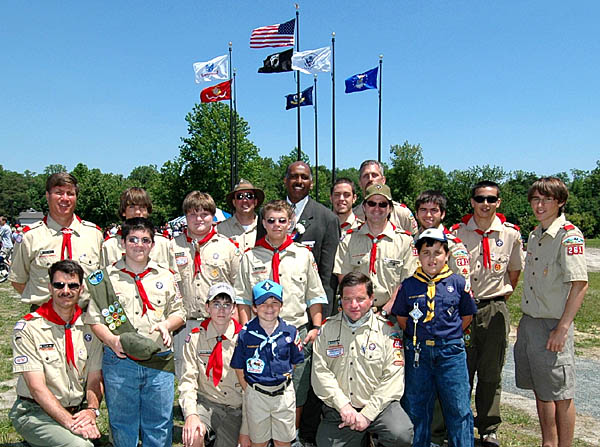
top-left (425, 340), bottom-right (435, 346)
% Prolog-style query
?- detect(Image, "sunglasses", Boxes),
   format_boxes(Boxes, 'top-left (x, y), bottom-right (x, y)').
top-left (126, 236), bottom-right (153, 245)
top-left (266, 217), bottom-right (289, 225)
top-left (235, 192), bottom-right (255, 200)
top-left (52, 281), bottom-right (81, 290)
top-left (365, 200), bottom-right (389, 208)
top-left (473, 195), bottom-right (499, 204)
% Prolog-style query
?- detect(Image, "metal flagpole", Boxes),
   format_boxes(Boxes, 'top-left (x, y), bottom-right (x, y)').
top-left (295, 4), bottom-right (301, 160)
top-left (378, 54), bottom-right (383, 163)
top-left (331, 31), bottom-right (336, 183)
top-left (314, 74), bottom-right (319, 202)
top-left (229, 42), bottom-right (235, 189)
top-left (233, 68), bottom-right (238, 184)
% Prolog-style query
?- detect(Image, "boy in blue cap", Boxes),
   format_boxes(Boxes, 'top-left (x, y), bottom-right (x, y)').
top-left (231, 279), bottom-right (304, 447)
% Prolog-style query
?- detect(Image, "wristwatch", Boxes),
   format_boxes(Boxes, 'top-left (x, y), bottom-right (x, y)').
top-left (86, 407), bottom-right (100, 417)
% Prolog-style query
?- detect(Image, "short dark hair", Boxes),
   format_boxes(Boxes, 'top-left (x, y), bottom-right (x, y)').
top-left (471, 180), bottom-right (500, 198)
top-left (528, 177), bottom-right (569, 215)
top-left (330, 177), bottom-right (356, 195)
top-left (339, 272), bottom-right (373, 297)
top-left (46, 172), bottom-right (79, 195)
top-left (415, 190), bottom-right (447, 214)
top-left (121, 217), bottom-right (155, 242)
top-left (182, 191), bottom-right (216, 216)
top-left (415, 237), bottom-right (449, 253)
top-left (285, 161), bottom-right (313, 180)
top-left (119, 187), bottom-right (153, 217)
top-left (48, 260), bottom-right (84, 284)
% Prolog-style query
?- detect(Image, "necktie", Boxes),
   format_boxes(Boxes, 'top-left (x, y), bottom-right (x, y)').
top-left (413, 265), bottom-right (453, 322)
top-left (25, 299), bottom-right (82, 371)
top-left (185, 228), bottom-right (217, 276)
top-left (254, 236), bottom-right (294, 284)
top-left (202, 318), bottom-right (242, 386)
top-left (366, 233), bottom-right (386, 274)
top-left (120, 268), bottom-right (155, 315)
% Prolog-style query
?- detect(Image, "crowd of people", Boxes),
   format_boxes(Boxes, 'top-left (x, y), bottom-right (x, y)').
top-left (3, 162), bottom-right (588, 447)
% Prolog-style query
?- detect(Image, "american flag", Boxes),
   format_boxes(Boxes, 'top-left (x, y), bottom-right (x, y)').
top-left (250, 19), bottom-right (295, 49)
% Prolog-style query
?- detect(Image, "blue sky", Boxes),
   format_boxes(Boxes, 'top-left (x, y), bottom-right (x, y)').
top-left (2, 1), bottom-right (598, 178)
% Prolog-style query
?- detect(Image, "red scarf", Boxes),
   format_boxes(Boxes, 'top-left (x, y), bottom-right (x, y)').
top-left (461, 213), bottom-right (506, 270)
top-left (185, 228), bottom-right (217, 276)
top-left (43, 215), bottom-right (81, 260)
top-left (201, 318), bottom-right (242, 386)
top-left (254, 235), bottom-right (294, 284)
top-left (24, 299), bottom-right (82, 371)
top-left (341, 222), bottom-right (351, 230)
top-left (120, 268), bottom-right (155, 315)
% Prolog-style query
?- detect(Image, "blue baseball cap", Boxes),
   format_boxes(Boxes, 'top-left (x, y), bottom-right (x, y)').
top-left (253, 279), bottom-right (283, 305)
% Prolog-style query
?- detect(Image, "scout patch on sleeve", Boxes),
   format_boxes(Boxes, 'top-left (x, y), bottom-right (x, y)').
top-left (14, 355), bottom-right (28, 365)
top-left (455, 257), bottom-right (469, 266)
top-left (14, 321), bottom-right (26, 331)
top-left (393, 338), bottom-right (403, 349)
top-left (562, 235), bottom-right (584, 246)
top-left (88, 270), bottom-right (104, 285)
top-left (566, 245), bottom-right (584, 255)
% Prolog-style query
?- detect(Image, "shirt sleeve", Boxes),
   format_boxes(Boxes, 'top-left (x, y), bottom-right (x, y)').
top-left (165, 272), bottom-right (186, 323)
top-left (12, 322), bottom-right (43, 373)
top-left (332, 237), bottom-right (349, 276)
top-left (305, 251), bottom-right (327, 308)
top-left (234, 254), bottom-right (253, 306)
top-left (290, 328), bottom-right (305, 365)
top-left (178, 334), bottom-right (201, 419)
top-left (391, 280), bottom-right (410, 317)
top-left (457, 277), bottom-right (477, 316)
top-left (7, 235), bottom-right (31, 284)
top-left (560, 231), bottom-right (588, 282)
top-left (508, 229), bottom-right (525, 271)
top-left (230, 331), bottom-right (247, 370)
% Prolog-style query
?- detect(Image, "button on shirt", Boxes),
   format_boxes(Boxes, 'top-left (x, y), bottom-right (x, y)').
top-left (9, 215), bottom-right (103, 305)
top-left (12, 314), bottom-right (103, 408)
top-left (230, 317), bottom-right (304, 386)
top-left (522, 215), bottom-right (588, 319)
top-left (392, 274), bottom-right (477, 341)
top-left (312, 311), bottom-right (405, 423)
top-left (100, 233), bottom-right (178, 275)
top-left (217, 215), bottom-right (258, 252)
top-left (84, 259), bottom-right (186, 352)
top-left (334, 222), bottom-right (417, 307)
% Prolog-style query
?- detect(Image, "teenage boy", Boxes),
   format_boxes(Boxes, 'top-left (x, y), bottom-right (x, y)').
top-left (100, 187), bottom-right (177, 272)
top-left (330, 178), bottom-right (362, 232)
top-left (231, 279), bottom-right (304, 447)
top-left (179, 282), bottom-right (250, 447)
top-left (515, 177), bottom-right (588, 447)
top-left (85, 217), bottom-right (185, 447)
top-left (392, 228), bottom-right (476, 447)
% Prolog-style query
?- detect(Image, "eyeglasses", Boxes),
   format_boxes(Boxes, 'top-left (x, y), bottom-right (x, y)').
top-left (365, 200), bottom-right (389, 208)
top-left (209, 302), bottom-right (233, 310)
top-left (473, 195), bottom-right (499, 204)
top-left (126, 236), bottom-right (153, 245)
top-left (52, 281), bottom-right (81, 290)
top-left (530, 196), bottom-right (557, 205)
top-left (266, 217), bottom-right (289, 225)
top-left (235, 192), bottom-right (255, 200)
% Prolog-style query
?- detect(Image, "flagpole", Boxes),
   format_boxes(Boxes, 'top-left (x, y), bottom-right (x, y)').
top-left (378, 54), bottom-right (383, 163)
top-left (331, 31), bottom-right (336, 184)
top-left (233, 67), bottom-right (238, 184)
top-left (228, 42), bottom-right (235, 189)
top-left (295, 3), bottom-right (301, 160)
top-left (313, 74), bottom-right (319, 202)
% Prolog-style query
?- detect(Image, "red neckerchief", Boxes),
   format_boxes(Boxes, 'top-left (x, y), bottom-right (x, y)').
top-left (185, 228), bottom-right (217, 276)
top-left (120, 267), bottom-right (155, 315)
top-left (365, 223), bottom-right (395, 274)
top-left (25, 299), bottom-right (82, 371)
top-left (254, 235), bottom-right (294, 284)
top-left (43, 215), bottom-right (82, 260)
top-left (201, 318), bottom-right (242, 386)
top-left (461, 213), bottom-right (506, 270)
top-left (340, 222), bottom-right (351, 230)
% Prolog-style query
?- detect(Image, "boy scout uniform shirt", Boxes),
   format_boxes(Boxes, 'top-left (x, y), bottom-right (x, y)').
top-left (230, 317), bottom-right (304, 386)
top-left (173, 231), bottom-right (241, 319)
top-left (84, 259), bottom-right (185, 352)
top-left (234, 243), bottom-right (328, 329)
top-left (522, 215), bottom-right (588, 319)
top-left (9, 215), bottom-right (103, 305)
top-left (340, 213), bottom-right (363, 233)
top-left (12, 313), bottom-right (103, 407)
top-left (354, 201), bottom-right (418, 236)
top-left (312, 311), bottom-right (405, 423)
top-left (452, 214), bottom-right (524, 299)
top-left (217, 215), bottom-right (258, 252)
top-left (333, 222), bottom-right (417, 308)
top-left (179, 319), bottom-right (242, 418)
top-left (416, 225), bottom-right (471, 282)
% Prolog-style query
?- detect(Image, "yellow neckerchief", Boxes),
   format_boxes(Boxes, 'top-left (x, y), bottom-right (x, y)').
top-left (413, 265), bottom-right (453, 323)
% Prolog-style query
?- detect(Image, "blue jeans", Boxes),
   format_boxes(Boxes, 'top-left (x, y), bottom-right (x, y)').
top-left (102, 347), bottom-right (174, 447)
top-left (402, 338), bottom-right (473, 447)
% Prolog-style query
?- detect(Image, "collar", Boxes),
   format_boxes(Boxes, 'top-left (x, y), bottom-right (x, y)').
top-left (535, 214), bottom-right (566, 239)
top-left (44, 214), bottom-right (83, 235)
top-left (465, 214), bottom-right (504, 233)
top-left (287, 195), bottom-right (310, 220)
top-left (114, 257), bottom-right (160, 274)
top-left (233, 214), bottom-right (257, 231)
top-left (204, 318), bottom-right (240, 340)
top-left (341, 212), bottom-right (357, 227)
top-left (359, 220), bottom-right (396, 239)
top-left (36, 312), bottom-right (85, 330)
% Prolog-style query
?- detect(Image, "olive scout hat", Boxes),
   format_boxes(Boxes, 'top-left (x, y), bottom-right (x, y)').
top-left (364, 183), bottom-right (393, 202)
top-left (226, 179), bottom-right (265, 210)
top-left (253, 279), bottom-right (283, 306)
top-left (120, 332), bottom-right (161, 361)
top-left (207, 282), bottom-right (236, 303)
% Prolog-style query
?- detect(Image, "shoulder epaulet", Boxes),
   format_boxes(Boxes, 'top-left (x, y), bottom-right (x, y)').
top-left (81, 220), bottom-right (102, 232)
top-left (169, 269), bottom-right (176, 275)
top-left (154, 232), bottom-right (167, 240)
top-left (563, 224), bottom-right (576, 231)
top-left (398, 203), bottom-right (407, 208)
top-left (228, 237), bottom-right (240, 249)
top-left (103, 234), bottom-right (112, 241)
top-left (403, 230), bottom-right (412, 236)
top-left (191, 327), bottom-right (201, 334)
top-left (503, 221), bottom-right (520, 232)
top-left (321, 317), bottom-right (329, 325)
top-left (451, 223), bottom-right (461, 231)
top-left (22, 313), bottom-right (37, 321)
top-left (23, 221), bottom-right (44, 233)
top-left (346, 228), bottom-right (355, 235)
top-left (386, 320), bottom-right (394, 327)
top-left (244, 246), bottom-right (253, 253)
top-left (445, 232), bottom-right (460, 242)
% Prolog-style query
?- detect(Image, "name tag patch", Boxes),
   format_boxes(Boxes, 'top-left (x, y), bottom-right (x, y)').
top-left (326, 344), bottom-right (344, 358)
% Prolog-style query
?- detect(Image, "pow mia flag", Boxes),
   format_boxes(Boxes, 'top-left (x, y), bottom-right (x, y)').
top-left (258, 49), bottom-right (293, 73)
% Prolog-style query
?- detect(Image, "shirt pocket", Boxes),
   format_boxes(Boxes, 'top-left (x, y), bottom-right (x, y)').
top-left (350, 253), bottom-right (369, 271)
top-left (40, 349), bottom-right (62, 380)
top-left (383, 258), bottom-right (404, 275)
top-left (34, 250), bottom-right (60, 271)
top-left (203, 260), bottom-right (228, 282)
top-left (490, 253), bottom-right (509, 277)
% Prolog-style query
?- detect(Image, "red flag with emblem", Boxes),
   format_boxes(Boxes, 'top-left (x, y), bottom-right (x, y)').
top-left (200, 80), bottom-right (232, 103)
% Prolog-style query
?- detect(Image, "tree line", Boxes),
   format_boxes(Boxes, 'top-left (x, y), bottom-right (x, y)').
top-left (1, 102), bottom-right (599, 239)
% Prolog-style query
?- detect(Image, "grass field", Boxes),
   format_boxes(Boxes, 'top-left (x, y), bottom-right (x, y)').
top-left (0, 275), bottom-right (597, 446)
top-left (585, 238), bottom-right (600, 249)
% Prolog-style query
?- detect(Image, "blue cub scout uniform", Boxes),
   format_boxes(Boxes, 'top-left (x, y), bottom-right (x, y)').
top-left (231, 317), bottom-right (304, 386)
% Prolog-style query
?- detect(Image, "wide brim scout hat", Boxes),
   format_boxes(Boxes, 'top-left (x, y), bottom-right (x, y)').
top-left (253, 279), bottom-right (283, 306)
top-left (364, 183), bottom-right (393, 202)
top-left (226, 179), bottom-right (265, 209)
top-left (120, 332), bottom-right (162, 361)
top-left (207, 282), bottom-right (236, 303)
top-left (417, 227), bottom-right (447, 243)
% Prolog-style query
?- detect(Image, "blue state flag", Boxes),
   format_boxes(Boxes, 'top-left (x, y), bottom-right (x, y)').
top-left (345, 67), bottom-right (378, 93)
top-left (286, 86), bottom-right (313, 110)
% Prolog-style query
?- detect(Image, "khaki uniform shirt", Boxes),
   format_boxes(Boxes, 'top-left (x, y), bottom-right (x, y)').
top-left (416, 225), bottom-right (471, 285)
top-left (84, 259), bottom-right (185, 352)
top-left (354, 201), bottom-right (418, 236)
top-left (235, 243), bottom-right (327, 329)
top-left (12, 312), bottom-right (103, 408)
top-left (179, 319), bottom-right (242, 417)
top-left (217, 215), bottom-right (258, 252)
top-left (100, 233), bottom-right (178, 274)
top-left (522, 215), bottom-right (588, 319)
top-left (173, 232), bottom-right (241, 319)
top-left (452, 215), bottom-right (524, 299)
top-left (339, 213), bottom-right (363, 233)
top-left (9, 215), bottom-right (103, 305)
top-left (312, 311), bottom-right (405, 422)
top-left (334, 222), bottom-right (417, 307)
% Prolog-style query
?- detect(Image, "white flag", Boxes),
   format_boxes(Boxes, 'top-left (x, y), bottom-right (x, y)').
top-left (193, 55), bottom-right (229, 83)
top-left (291, 47), bottom-right (331, 74)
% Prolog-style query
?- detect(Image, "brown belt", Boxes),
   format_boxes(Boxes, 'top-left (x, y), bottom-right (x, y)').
top-left (18, 395), bottom-right (81, 414)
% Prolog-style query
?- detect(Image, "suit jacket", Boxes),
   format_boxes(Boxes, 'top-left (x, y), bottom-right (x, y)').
top-left (257, 197), bottom-right (340, 317)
